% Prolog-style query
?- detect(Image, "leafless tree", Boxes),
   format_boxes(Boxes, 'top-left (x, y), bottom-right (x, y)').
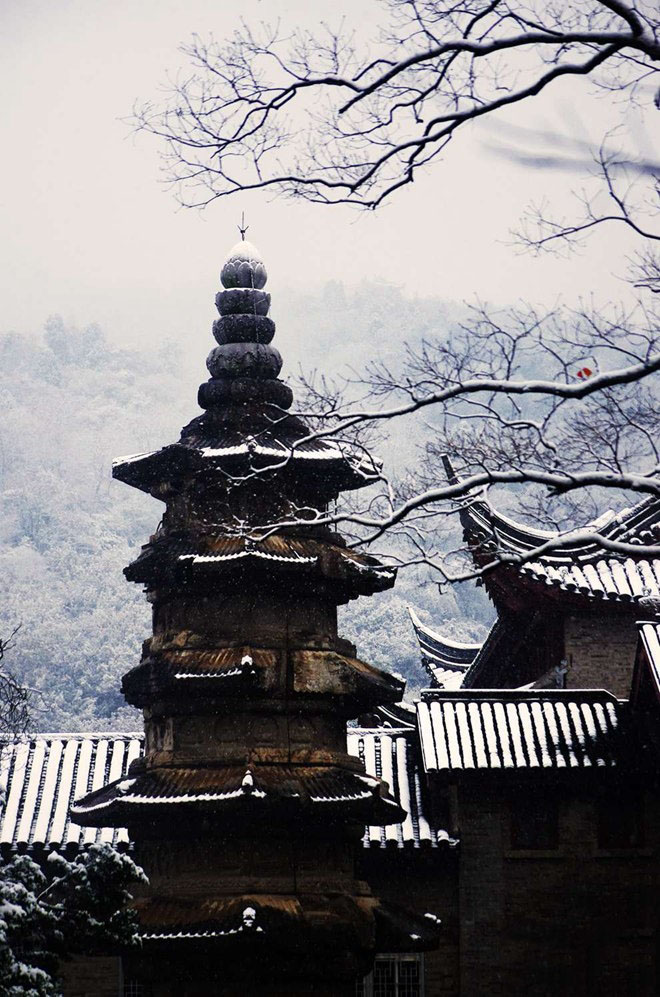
top-left (134, 0), bottom-right (658, 208)
top-left (0, 625), bottom-right (33, 735)
top-left (134, 0), bottom-right (660, 583)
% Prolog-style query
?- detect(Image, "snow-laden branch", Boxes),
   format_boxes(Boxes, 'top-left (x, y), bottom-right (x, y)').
top-left (133, 0), bottom-right (660, 208)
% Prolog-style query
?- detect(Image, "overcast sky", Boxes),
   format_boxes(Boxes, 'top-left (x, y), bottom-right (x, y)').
top-left (2, 0), bottom-right (655, 355)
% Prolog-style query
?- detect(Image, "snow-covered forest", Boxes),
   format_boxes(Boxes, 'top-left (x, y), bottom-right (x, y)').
top-left (1, 285), bottom-right (492, 732)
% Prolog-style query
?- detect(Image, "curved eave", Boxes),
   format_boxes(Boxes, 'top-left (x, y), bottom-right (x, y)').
top-left (409, 608), bottom-right (481, 688)
top-left (70, 766), bottom-right (406, 829)
top-left (112, 439), bottom-right (378, 498)
top-left (121, 655), bottom-right (258, 708)
top-left (461, 497), bottom-right (660, 606)
top-left (124, 535), bottom-right (396, 598)
top-left (133, 893), bottom-right (440, 955)
top-left (409, 608), bottom-right (482, 668)
top-left (464, 494), bottom-right (660, 561)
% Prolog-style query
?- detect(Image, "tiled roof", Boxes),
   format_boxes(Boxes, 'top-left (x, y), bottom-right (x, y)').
top-left (461, 494), bottom-right (660, 605)
top-left (113, 422), bottom-right (378, 497)
top-left (0, 733), bottom-right (141, 851)
top-left (417, 690), bottom-right (626, 773)
top-left (347, 727), bottom-right (453, 849)
top-left (408, 608), bottom-right (480, 689)
top-left (1, 726), bottom-right (443, 852)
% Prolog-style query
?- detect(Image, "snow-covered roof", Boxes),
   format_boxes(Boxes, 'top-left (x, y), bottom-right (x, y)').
top-left (70, 762), bottom-right (404, 827)
top-left (408, 608), bottom-right (481, 689)
top-left (417, 690), bottom-right (626, 772)
top-left (0, 732), bottom-right (142, 851)
top-left (0, 725), bottom-right (444, 852)
top-left (347, 726), bottom-right (453, 849)
top-left (112, 427), bottom-right (378, 498)
top-left (461, 494), bottom-right (660, 605)
top-left (126, 533), bottom-right (395, 596)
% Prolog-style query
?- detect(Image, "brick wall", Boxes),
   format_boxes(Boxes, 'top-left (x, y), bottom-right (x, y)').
top-left (564, 612), bottom-right (638, 697)
top-left (60, 956), bottom-right (120, 997)
top-left (457, 782), bottom-right (659, 997)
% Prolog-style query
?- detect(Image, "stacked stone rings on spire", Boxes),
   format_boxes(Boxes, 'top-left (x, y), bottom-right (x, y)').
top-left (198, 238), bottom-right (293, 410)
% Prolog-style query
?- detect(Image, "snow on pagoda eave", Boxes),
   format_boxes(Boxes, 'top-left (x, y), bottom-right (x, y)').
top-left (112, 438), bottom-right (378, 497)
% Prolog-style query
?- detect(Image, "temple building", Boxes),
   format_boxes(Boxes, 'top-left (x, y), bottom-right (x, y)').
top-left (1, 239), bottom-right (660, 996)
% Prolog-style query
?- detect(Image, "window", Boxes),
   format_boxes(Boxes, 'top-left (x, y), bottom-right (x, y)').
top-left (124, 981), bottom-right (151, 997)
top-left (357, 954), bottom-right (423, 997)
top-left (597, 794), bottom-right (644, 849)
top-left (509, 796), bottom-right (559, 851)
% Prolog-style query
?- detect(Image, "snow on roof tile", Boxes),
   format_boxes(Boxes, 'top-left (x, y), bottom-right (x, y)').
top-left (417, 690), bottom-right (627, 772)
top-left (347, 727), bottom-right (454, 849)
top-left (0, 733), bottom-right (142, 851)
top-left (408, 608), bottom-right (483, 689)
top-left (461, 494), bottom-right (660, 605)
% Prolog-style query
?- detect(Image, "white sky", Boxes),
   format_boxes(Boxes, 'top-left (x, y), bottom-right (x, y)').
top-left (1, 0), bottom-right (654, 353)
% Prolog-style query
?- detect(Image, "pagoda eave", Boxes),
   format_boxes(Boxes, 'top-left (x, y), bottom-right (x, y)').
top-left (70, 763), bottom-right (406, 829)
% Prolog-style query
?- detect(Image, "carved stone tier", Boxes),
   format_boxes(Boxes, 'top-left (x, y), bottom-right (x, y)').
top-left (113, 406), bottom-right (379, 501)
top-left (125, 532), bottom-right (394, 601)
top-left (122, 645), bottom-right (404, 714)
top-left (70, 760), bottom-right (405, 828)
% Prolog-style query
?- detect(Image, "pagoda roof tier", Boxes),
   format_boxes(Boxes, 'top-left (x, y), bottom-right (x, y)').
top-left (133, 892), bottom-right (439, 954)
top-left (409, 608), bottom-right (480, 689)
top-left (113, 409), bottom-right (378, 500)
top-left (70, 762), bottom-right (406, 828)
top-left (124, 532), bottom-right (396, 599)
top-left (459, 491), bottom-right (660, 607)
top-left (122, 644), bottom-right (404, 713)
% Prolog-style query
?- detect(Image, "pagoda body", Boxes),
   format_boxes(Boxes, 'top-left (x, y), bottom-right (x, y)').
top-left (72, 240), bottom-right (435, 995)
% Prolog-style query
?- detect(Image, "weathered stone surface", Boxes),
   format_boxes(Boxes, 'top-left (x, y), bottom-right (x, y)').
top-left (221, 240), bottom-right (267, 289)
top-left (292, 649), bottom-right (404, 704)
top-left (216, 287), bottom-right (270, 316)
top-left (206, 343), bottom-right (283, 380)
top-left (212, 314), bottom-right (276, 345)
top-left (197, 376), bottom-right (293, 410)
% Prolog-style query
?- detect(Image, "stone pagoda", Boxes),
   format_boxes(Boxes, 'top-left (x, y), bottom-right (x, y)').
top-left (71, 237), bottom-right (436, 995)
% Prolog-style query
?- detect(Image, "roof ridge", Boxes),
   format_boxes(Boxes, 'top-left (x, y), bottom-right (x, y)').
top-left (419, 687), bottom-right (623, 703)
top-left (408, 607), bottom-right (483, 651)
top-left (0, 731), bottom-right (145, 743)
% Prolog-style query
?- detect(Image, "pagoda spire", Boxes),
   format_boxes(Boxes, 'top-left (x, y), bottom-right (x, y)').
top-left (198, 236), bottom-right (293, 411)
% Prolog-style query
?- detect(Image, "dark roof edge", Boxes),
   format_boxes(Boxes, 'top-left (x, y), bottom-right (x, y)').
top-left (419, 687), bottom-right (623, 704)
